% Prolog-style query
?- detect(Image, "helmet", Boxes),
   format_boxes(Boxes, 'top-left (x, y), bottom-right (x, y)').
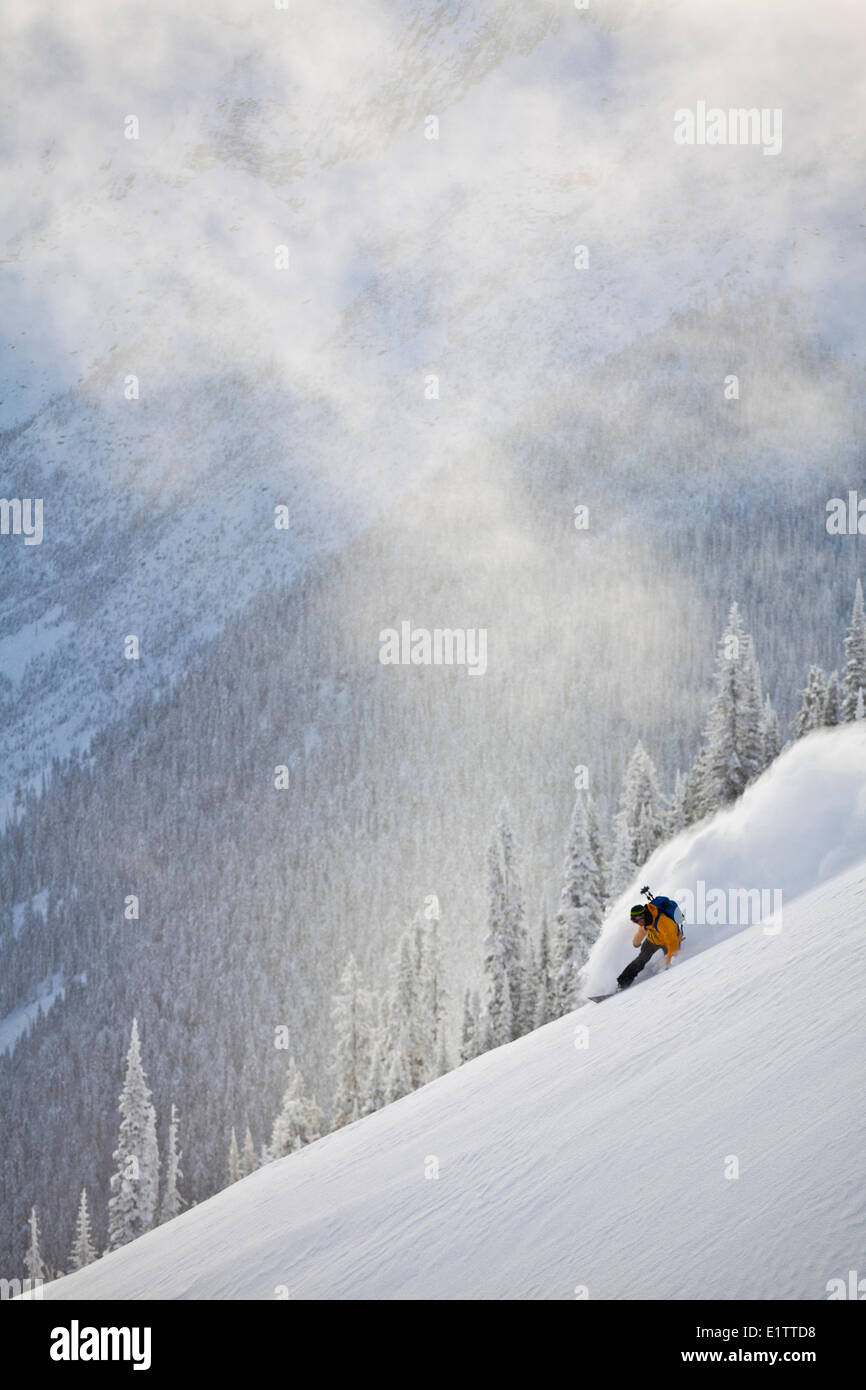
top-left (629, 903), bottom-right (648, 922)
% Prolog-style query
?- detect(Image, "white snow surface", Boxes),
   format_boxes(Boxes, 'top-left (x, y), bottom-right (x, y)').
top-left (38, 726), bottom-right (866, 1300)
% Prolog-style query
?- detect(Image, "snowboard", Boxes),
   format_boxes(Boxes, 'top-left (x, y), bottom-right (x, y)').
top-left (589, 962), bottom-right (668, 1002)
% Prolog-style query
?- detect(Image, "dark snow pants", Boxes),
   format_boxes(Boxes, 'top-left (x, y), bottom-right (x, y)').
top-left (617, 938), bottom-right (663, 989)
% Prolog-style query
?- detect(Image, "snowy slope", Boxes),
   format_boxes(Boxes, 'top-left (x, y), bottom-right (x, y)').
top-left (39, 732), bottom-right (866, 1300)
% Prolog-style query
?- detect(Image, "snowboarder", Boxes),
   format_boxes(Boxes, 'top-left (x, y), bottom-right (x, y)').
top-left (617, 895), bottom-right (683, 990)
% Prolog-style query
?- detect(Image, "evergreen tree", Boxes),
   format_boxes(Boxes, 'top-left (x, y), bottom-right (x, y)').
top-left (555, 792), bottom-right (603, 1012)
top-left (24, 1206), bottom-right (46, 1284)
top-left (329, 953), bottom-right (371, 1129)
top-left (384, 1025), bottom-right (413, 1102)
top-left (842, 579), bottom-right (866, 720)
top-left (702, 603), bottom-right (765, 807)
top-left (269, 1057), bottom-right (322, 1158)
top-left (360, 1040), bottom-right (386, 1116)
top-left (69, 1189), bottom-right (96, 1272)
top-left (387, 927), bottom-right (427, 1090)
top-left (483, 832), bottom-right (514, 1050)
top-left (742, 637), bottom-right (766, 778)
top-left (609, 807), bottom-right (635, 894)
top-left (418, 912), bottom-right (448, 1076)
top-left (611, 743), bottom-right (664, 882)
top-left (857, 688), bottom-right (865, 720)
top-left (436, 1028), bottom-right (449, 1077)
top-left (159, 1104), bottom-right (184, 1224)
top-left (586, 796), bottom-right (608, 909)
top-left (107, 1018), bottom-right (160, 1251)
top-left (460, 987), bottom-right (482, 1063)
top-left (227, 1127), bottom-right (241, 1185)
top-left (823, 670), bottom-right (840, 727)
top-left (518, 936), bottom-right (538, 1037)
top-left (630, 750), bottom-right (665, 866)
top-left (761, 693), bottom-right (782, 761)
top-left (360, 993), bottom-right (389, 1116)
top-left (241, 1127), bottom-right (257, 1178)
top-left (683, 745), bottom-right (712, 826)
top-left (485, 963), bottom-right (512, 1051)
top-left (534, 903), bottom-right (558, 1028)
top-left (795, 665), bottom-right (827, 739)
top-left (665, 770), bottom-right (687, 838)
top-left (498, 807), bottom-right (527, 1033)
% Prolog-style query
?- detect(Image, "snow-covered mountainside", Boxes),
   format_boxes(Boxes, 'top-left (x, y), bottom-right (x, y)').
top-left (3, 0), bottom-right (866, 801)
top-left (5, 0), bottom-right (866, 1293)
top-left (40, 727), bottom-right (866, 1300)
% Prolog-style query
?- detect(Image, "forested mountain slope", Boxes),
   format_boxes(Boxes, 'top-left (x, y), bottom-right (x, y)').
top-left (39, 737), bottom-right (866, 1299)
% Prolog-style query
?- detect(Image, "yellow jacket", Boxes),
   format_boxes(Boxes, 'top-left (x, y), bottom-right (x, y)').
top-left (633, 902), bottom-right (682, 962)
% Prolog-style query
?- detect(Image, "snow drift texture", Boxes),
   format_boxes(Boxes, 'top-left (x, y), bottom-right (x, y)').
top-left (36, 725), bottom-right (866, 1300)
top-left (582, 723), bottom-right (866, 997)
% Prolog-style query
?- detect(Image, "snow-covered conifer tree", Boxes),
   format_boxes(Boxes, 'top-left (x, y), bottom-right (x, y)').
top-left (107, 1018), bottom-right (160, 1251)
top-left (24, 1206), bottom-right (46, 1283)
top-left (823, 670), bottom-right (840, 727)
top-left (460, 987), bottom-right (482, 1063)
top-left (498, 807), bottom-right (527, 1034)
top-left (842, 579), bottom-right (866, 720)
top-left (740, 637), bottom-right (766, 782)
top-left (683, 745), bottom-right (712, 825)
top-left (761, 693), bottom-right (782, 762)
top-left (384, 1027), bottom-right (413, 1102)
top-left (608, 805), bottom-right (636, 894)
top-left (586, 796), bottom-right (608, 910)
top-left (665, 770), bottom-right (687, 838)
top-left (159, 1104), bottom-right (184, 1223)
top-left (483, 832), bottom-right (515, 1049)
top-left (269, 1057), bottom-right (322, 1158)
top-left (360, 1044), bottom-right (386, 1115)
top-left (69, 1189), bottom-right (97, 1272)
top-left (418, 911), bottom-right (447, 1075)
top-left (228, 1127), bottom-right (241, 1185)
top-left (360, 993), bottom-right (389, 1116)
top-left (610, 743), bottom-right (664, 885)
top-left (388, 928), bottom-right (426, 1089)
top-left (555, 792), bottom-right (603, 1012)
top-left (795, 665), bottom-right (828, 739)
top-left (518, 935), bottom-right (537, 1036)
top-left (702, 604), bottom-right (765, 806)
top-left (241, 1126), bottom-right (257, 1178)
top-left (436, 1029), bottom-right (449, 1077)
top-left (533, 904), bottom-right (558, 1028)
top-left (329, 953), bottom-right (372, 1129)
top-left (485, 962), bottom-right (512, 1050)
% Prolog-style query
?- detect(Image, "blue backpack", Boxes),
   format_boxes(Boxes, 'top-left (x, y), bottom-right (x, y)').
top-left (651, 895), bottom-right (685, 938)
